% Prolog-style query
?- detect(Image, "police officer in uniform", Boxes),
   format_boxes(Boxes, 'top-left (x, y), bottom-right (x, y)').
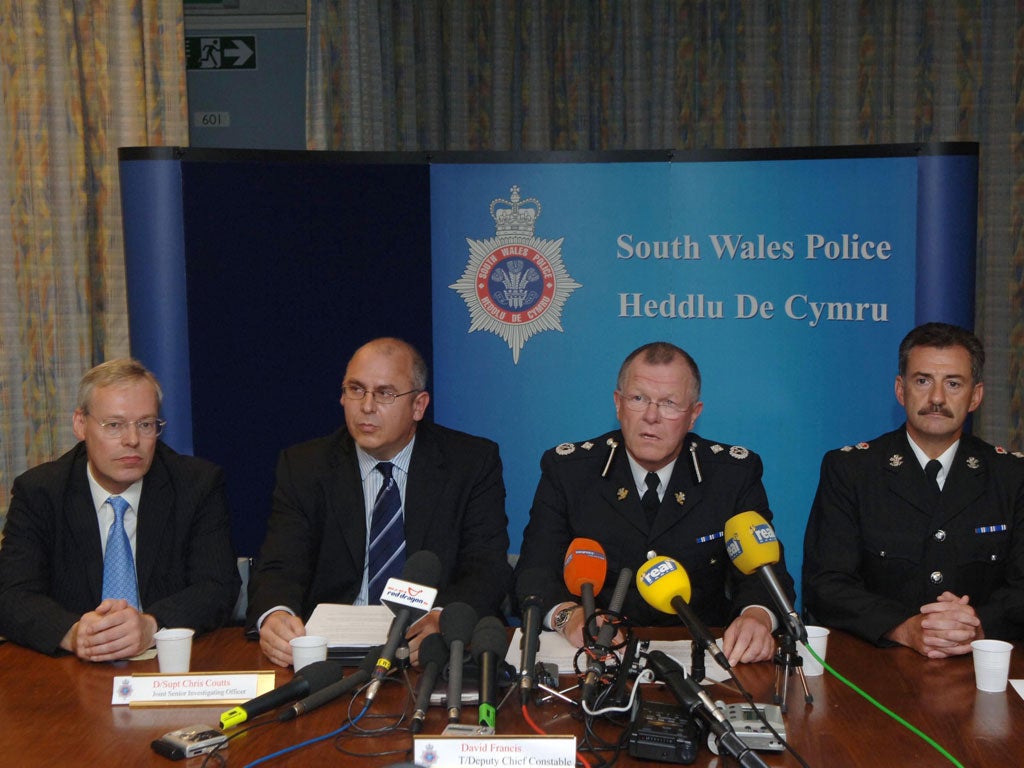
top-left (803, 322), bottom-right (1024, 656)
top-left (515, 341), bottom-right (795, 666)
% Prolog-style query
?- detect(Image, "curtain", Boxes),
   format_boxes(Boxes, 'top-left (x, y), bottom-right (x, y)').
top-left (307, 0), bottom-right (1023, 448)
top-left (0, 0), bottom-right (188, 521)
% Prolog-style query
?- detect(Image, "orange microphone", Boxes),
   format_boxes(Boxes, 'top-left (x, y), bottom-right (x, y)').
top-left (563, 538), bottom-right (607, 625)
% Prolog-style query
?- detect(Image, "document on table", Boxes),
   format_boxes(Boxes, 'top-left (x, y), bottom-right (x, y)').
top-left (305, 603), bottom-right (395, 661)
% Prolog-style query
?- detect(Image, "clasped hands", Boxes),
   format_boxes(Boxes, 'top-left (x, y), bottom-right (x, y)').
top-left (887, 591), bottom-right (982, 657)
top-left (62, 598), bottom-right (158, 661)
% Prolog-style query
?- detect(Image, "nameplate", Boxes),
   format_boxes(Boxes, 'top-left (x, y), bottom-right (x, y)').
top-left (111, 671), bottom-right (276, 707)
top-left (413, 734), bottom-right (576, 767)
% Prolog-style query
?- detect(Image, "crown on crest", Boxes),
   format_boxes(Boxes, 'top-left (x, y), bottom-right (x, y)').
top-left (490, 186), bottom-right (541, 238)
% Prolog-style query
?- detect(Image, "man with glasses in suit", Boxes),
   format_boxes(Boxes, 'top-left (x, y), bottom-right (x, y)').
top-left (0, 358), bottom-right (240, 659)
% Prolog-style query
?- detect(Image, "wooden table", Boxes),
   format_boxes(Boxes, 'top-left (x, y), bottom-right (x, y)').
top-left (1, 627), bottom-right (1021, 767)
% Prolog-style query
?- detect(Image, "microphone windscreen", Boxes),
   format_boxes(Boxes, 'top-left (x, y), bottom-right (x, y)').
top-left (418, 633), bottom-right (449, 667)
top-left (563, 538), bottom-right (607, 596)
top-left (297, 659), bottom-right (345, 690)
top-left (403, 550), bottom-right (443, 586)
top-left (635, 555), bottom-right (692, 613)
top-left (440, 602), bottom-right (478, 645)
top-left (470, 616), bottom-right (508, 661)
top-left (724, 511), bottom-right (781, 575)
top-left (516, 567), bottom-right (549, 608)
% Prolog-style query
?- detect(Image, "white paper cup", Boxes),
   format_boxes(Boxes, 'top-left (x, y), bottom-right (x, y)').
top-left (972, 639), bottom-right (1013, 692)
top-left (798, 625), bottom-right (830, 676)
top-left (290, 635), bottom-right (328, 672)
top-left (154, 628), bottom-right (195, 673)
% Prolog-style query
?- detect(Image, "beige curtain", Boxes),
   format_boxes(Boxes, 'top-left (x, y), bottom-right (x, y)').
top-left (307, 0), bottom-right (1023, 449)
top-left (0, 1), bottom-right (188, 521)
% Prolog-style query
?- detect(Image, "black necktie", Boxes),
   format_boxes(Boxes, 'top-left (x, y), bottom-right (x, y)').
top-left (641, 472), bottom-right (660, 526)
top-left (925, 459), bottom-right (942, 493)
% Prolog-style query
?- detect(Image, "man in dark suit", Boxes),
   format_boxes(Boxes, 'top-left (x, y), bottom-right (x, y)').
top-left (804, 322), bottom-right (1024, 655)
top-left (0, 359), bottom-right (240, 659)
top-left (248, 337), bottom-right (511, 668)
top-left (515, 341), bottom-right (795, 666)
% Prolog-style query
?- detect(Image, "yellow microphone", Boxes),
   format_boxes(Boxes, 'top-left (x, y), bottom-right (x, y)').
top-left (724, 511), bottom-right (806, 643)
top-left (636, 555), bottom-right (730, 670)
top-left (723, 510), bottom-right (780, 574)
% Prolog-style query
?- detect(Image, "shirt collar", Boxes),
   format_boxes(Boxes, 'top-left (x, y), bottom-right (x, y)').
top-left (85, 462), bottom-right (143, 512)
top-left (356, 436), bottom-right (416, 481)
top-left (905, 432), bottom-right (959, 485)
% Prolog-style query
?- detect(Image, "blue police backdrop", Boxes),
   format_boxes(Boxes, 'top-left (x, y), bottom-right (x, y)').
top-left (119, 144), bottom-right (977, 611)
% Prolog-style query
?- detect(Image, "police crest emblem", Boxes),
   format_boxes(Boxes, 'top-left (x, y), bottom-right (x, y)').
top-left (450, 186), bottom-right (581, 363)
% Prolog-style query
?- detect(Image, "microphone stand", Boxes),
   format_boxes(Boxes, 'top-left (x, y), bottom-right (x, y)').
top-left (772, 630), bottom-right (812, 713)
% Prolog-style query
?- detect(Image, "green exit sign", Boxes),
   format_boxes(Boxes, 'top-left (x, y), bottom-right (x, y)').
top-left (186, 36), bottom-right (256, 70)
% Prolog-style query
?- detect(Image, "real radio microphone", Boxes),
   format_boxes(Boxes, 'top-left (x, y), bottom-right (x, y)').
top-left (724, 511), bottom-right (806, 644)
top-left (636, 555), bottom-right (731, 671)
top-left (581, 565), bottom-right (633, 704)
top-left (471, 616), bottom-right (509, 729)
top-left (440, 601), bottom-right (478, 723)
top-left (563, 538), bottom-right (607, 627)
top-left (367, 550), bottom-right (443, 701)
top-left (220, 660), bottom-right (343, 729)
top-left (280, 649), bottom-right (378, 721)
top-left (515, 567), bottom-right (547, 701)
top-left (410, 633), bottom-right (448, 734)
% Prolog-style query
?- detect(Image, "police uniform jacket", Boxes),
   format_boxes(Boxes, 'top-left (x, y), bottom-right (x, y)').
top-left (802, 428), bottom-right (1024, 644)
top-left (515, 430), bottom-right (795, 628)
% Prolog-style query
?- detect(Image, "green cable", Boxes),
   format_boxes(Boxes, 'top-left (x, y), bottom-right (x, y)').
top-left (804, 644), bottom-right (965, 768)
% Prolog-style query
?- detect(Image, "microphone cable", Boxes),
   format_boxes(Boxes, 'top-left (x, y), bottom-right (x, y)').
top-left (800, 647), bottom-right (964, 768)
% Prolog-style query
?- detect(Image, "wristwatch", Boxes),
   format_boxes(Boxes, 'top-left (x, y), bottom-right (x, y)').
top-left (552, 604), bottom-right (580, 632)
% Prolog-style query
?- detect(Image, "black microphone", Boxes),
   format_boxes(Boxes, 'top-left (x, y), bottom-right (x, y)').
top-left (410, 633), bottom-right (448, 734)
top-left (219, 660), bottom-right (343, 728)
top-left (440, 601), bottom-right (477, 723)
top-left (471, 616), bottom-right (508, 729)
top-left (367, 550), bottom-right (443, 701)
top-left (646, 651), bottom-right (769, 768)
top-left (280, 649), bottom-right (378, 721)
top-left (515, 567), bottom-right (547, 702)
top-left (581, 566), bottom-right (633, 705)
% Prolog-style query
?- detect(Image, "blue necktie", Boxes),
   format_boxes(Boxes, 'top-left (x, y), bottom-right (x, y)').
top-left (103, 495), bottom-right (140, 610)
top-left (367, 462), bottom-right (405, 604)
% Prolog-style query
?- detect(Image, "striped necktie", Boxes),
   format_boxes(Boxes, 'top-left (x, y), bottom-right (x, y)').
top-left (103, 495), bottom-right (140, 610)
top-left (367, 462), bottom-right (406, 603)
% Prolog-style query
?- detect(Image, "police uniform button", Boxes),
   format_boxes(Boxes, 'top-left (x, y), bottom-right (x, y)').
top-left (929, 571), bottom-right (943, 584)
top-left (933, 530), bottom-right (946, 542)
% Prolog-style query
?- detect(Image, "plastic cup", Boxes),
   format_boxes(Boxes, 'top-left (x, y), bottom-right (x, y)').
top-left (154, 628), bottom-right (195, 673)
top-left (290, 635), bottom-right (328, 672)
top-left (972, 639), bottom-right (1013, 692)
top-left (798, 625), bottom-right (830, 676)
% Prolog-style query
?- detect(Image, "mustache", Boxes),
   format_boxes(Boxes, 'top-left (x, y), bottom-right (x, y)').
top-left (918, 404), bottom-right (954, 418)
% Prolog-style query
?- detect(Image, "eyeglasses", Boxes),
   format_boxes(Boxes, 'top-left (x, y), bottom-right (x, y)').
top-left (341, 384), bottom-right (422, 406)
top-left (617, 392), bottom-right (693, 420)
top-left (87, 414), bottom-right (166, 438)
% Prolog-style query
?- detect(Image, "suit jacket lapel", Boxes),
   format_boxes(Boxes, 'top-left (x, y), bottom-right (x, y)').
top-left (330, 431), bottom-right (370, 571)
top-left (885, 431), bottom-right (936, 516)
top-left (598, 440), bottom-right (648, 537)
top-left (136, 449), bottom-right (172, 600)
top-left (651, 439), bottom-right (703, 539)
top-left (404, 424), bottom-right (446, 553)
top-left (67, 448), bottom-right (105, 601)
top-left (938, 437), bottom-right (988, 525)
